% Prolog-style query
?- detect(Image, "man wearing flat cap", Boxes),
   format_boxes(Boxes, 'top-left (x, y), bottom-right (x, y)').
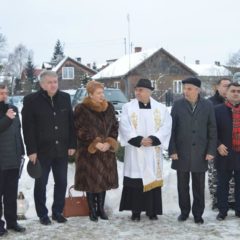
top-left (119, 78), bottom-right (172, 221)
top-left (169, 77), bottom-right (217, 224)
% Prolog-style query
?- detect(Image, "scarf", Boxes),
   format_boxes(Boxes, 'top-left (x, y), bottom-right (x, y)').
top-left (225, 101), bottom-right (240, 152)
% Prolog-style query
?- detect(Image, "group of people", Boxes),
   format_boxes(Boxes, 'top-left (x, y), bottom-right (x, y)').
top-left (0, 70), bottom-right (240, 237)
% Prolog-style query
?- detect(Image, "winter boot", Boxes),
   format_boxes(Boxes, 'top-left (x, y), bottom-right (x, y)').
top-left (97, 192), bottom-right (108, 220)
top-left (86, 192), bottom-right (98, 222)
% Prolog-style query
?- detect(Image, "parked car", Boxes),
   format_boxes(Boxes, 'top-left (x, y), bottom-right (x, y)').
top-left (72, 88), bottom-right (128, 121)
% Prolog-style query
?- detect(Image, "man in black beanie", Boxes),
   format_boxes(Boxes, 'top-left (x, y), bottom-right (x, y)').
top-left (169, 77), bottom-right (217, 224)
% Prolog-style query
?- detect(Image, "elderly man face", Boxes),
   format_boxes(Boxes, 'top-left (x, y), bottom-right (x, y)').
top-left (183, 83), bottom-right (200, 103)
top-left (134, 87), bottom-right (152, 104)
top-left (40, 75), bottom-right (58, 97)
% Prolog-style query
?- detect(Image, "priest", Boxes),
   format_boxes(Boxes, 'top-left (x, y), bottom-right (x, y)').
top-left (119, 78), bottom-right (172, 221)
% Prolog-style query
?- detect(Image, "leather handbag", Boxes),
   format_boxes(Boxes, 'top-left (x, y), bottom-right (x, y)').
top-left (63, 185), bottom-right (89, 217)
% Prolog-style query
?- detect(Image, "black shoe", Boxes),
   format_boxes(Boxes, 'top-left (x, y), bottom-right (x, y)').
top-left (216, 212), bottom-right (227, 221)
top-left (40, 216), bottom-right (51, 225)
top-left (235, 211), bottom-right (240, 217)
top-left (149, 215), bottom-right (158, 220)
top-left (177, 214), bottom-right (188, 222)
top-left (0, 228), bottom-right (8, 237)
top-left (7, 223), bottom-right (26, 232)
top-left (194, 217), bottom-right (204, 224)
top-left (131, 213), bottom-right (141, 221)
top-left (52, 214), bottom-right (67, 223)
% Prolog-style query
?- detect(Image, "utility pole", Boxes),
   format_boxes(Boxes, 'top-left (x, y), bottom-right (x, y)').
top-left (126, 13), bottom-right (131, 99)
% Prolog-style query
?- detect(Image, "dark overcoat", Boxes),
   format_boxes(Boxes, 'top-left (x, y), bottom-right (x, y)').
top-left (21, 89), bottom-right (76, 160)
top-left (215, 103), bottom-right (240, 171)
top-left (169, 97), bottom-right (217, 172)
top-left (74, 97), bottom-right (119, 193)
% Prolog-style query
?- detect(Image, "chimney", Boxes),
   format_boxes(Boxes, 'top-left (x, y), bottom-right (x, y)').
top-left (214, 61), bottom-right (220, 66)
top-left (76, 57), bottom-right (81, 63)
top-left (195, 60), bottom-right (200, 65)
top-left (134, 47), bottom-right (142, 53)
top-left (87, 63), bottom-right (91, 68)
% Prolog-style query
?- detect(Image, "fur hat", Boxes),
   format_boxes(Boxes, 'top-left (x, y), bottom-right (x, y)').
top-left (182, 77), bottom-right (201, 88)
top-left (86, 80), bottom-right (104, 95)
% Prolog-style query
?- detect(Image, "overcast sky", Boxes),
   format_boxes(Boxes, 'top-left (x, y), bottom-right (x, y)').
top-left (0, 0), bottom-right (239, 67)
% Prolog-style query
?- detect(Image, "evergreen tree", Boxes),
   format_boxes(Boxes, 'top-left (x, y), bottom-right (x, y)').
top-left (81, 73), bottom-right (90, 87)
top-left (51, 39), bottom-right (65, 65)
top-left (25, 55), bottom-right (36, 92)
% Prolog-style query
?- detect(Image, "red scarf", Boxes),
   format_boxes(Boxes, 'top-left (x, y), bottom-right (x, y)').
top-left (225, 101), bottom-right (240, 152)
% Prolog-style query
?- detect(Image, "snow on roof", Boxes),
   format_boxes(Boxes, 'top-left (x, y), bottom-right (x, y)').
top-left (187, 63), bottom-right (231, 76)
top-left (52, 57), bottom-right (68, 72)
top-left (52, 56), bottom-right (96, 74)
top-left (42, 62), bottom-right (53, 69)
top-left (93, 48), bottom-right (158, 79)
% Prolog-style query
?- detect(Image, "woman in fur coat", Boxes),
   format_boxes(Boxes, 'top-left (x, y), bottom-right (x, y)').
top-left (74, 80), bottom-right (119, 222)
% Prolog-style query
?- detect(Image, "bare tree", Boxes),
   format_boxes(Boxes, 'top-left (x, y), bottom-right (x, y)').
top-left (5, 44), bottom-right (31, 78)
top-left (228, 50), bottom-right (240, 66)
top-left (0, 32), bottom-right (7, 71)
top-left (0, 32), bottom-right (6, 51)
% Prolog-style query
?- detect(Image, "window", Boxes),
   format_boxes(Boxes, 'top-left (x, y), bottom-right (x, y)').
top-left (62, 67), bottom-right (74, 79)
top-left (173, 80), bottom-right (182, 94)
top-left (114, 81), bottom-right (120, 89)
top-left (150, 80), bottom-right (157, 90)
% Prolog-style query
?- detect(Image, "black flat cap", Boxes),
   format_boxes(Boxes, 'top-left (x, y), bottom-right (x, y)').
top-left (182, 77), bottom-right (201, 88)
top-left (135, 78), bottom-right (154, 90)
top-left (27, 160), bottom-right (42, 179)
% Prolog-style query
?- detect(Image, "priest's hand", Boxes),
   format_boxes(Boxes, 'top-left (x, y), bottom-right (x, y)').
top-left (217, 144), bottom-right (228, 156)
top-left (170, 154), bottom-right (178, 160)
top-left (205, 154), bottom-right (214, 161)
top-left (141, 138), bottom-right (152, 147)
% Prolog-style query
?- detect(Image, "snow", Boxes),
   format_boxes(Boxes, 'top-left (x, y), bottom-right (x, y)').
top-left (187, 63), bottom-right (231, 76)
top-left (2, 157), bottom-right (240, 240)
top-left (92, 49), bottom-right (158, 79)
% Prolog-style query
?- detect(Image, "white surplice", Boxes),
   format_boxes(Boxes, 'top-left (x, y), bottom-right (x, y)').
top-left (119, 97), bottom-right (172, 192)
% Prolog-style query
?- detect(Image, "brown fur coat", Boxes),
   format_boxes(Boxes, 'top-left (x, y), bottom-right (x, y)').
top-left (74, 97), bottom-right (119, 193)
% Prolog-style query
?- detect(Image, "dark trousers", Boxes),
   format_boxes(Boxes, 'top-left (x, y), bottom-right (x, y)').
top-left (34, 157), bottom-right (68, 218)
top-left (0, 168), bottom-right (19, 229)
top-left (177, 171), bottom-right (205, 218)
top-left (217, 170), bottom-right (240, 214)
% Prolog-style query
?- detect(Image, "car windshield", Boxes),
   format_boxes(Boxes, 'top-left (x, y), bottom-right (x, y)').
top-left (104, 89), bottom-right (127, 103)
top-left (74, 88), bottom-right (127, 103)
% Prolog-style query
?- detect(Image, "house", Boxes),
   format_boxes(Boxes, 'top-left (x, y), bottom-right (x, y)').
top-left (187, 60), bottom-right (232, 96)
top-left (92, 47), bottom-right (196, 101)
top-left (42, 56), bottom-right (97, 90)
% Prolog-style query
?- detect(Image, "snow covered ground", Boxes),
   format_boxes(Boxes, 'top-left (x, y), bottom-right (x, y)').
top-left (2, 159), bottom-right (240, 240)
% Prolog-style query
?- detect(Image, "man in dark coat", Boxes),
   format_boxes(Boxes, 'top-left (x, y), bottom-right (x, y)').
top-left (0, 84), bottom-right (26, 236)
top-left (22, 70), bottom-right (76, 225)
top-left (169, 77), bottom-right (217, 224)
top-left (208, 78), bottom-right (234, 210)
top-left (215, 82), bottom-right (240, 221)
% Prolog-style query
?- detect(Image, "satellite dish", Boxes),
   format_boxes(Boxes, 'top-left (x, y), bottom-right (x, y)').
top-left (233, 72), bottom-right (240, 83)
